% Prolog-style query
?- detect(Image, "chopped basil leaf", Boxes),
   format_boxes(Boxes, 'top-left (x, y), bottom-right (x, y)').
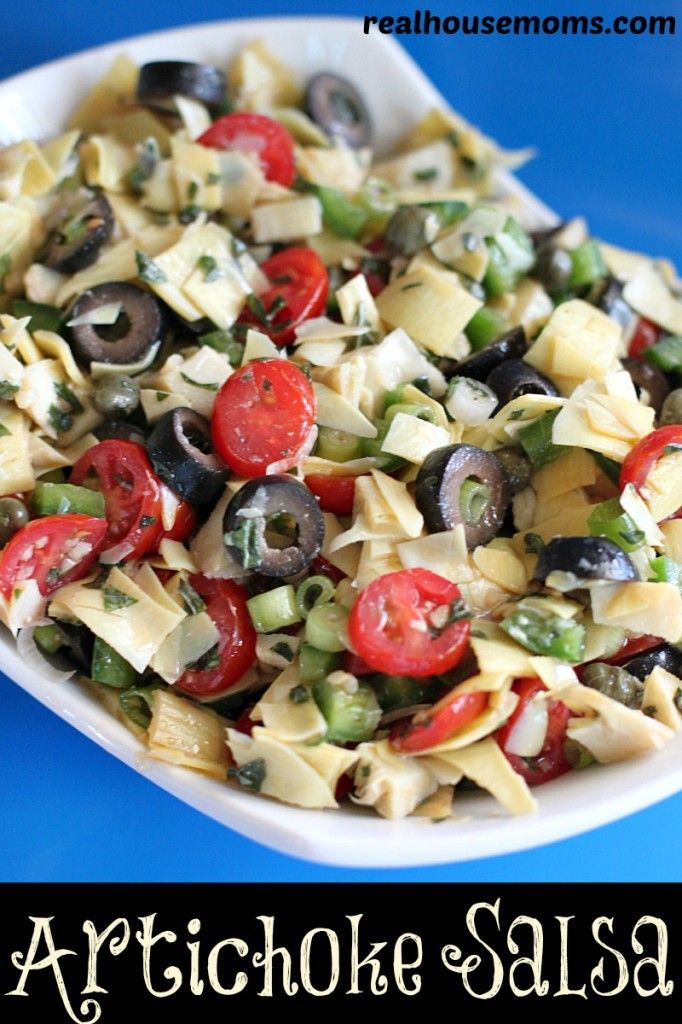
top-left (0, 381), bottom-right (19, 400)
top-left (179, 205), bottom-right (202, 224)
top-left (524, 532), bottom-right (545, 555)
top-left (187, 180), bottom-right (200, 201)
top-left (139, 515), bottom-right (157, 529)
top-left (400, 281), bottom-right (423, 291)
top-left (413, 167), bottom-right (438, 182)
top-left (180, 372), bottom-right (219, 391)
top-left (206, 171), bottom-right (222, 185)
top-left (179, 577), bottom-right (206, 616)
top-left (508, 408), bottom-right (525, 421)
top-left (135, 250), bottom-right (167, 284)
top-left (48, 404), bottom-right (73, 434)
top-left (46, 567), bottom-right (61, 583)
top-left (0, 422), bottom-right (11, 438)
top-left (54, 381), bottom-right (84, 414)
top-left (197, 254), bottom-right (220, 282)
top-left (102, 585), bottom-right (138, 612)
top-left (128, 137), bottom-right (160, 193)
top-left (272, 641), bottom-right (294, 662)
top-left (187, 643), bottom-right (220, 671)
top-left (224, 516), bottom-right (263, 571)
top-left (156, 391), bottom-right (170, 402)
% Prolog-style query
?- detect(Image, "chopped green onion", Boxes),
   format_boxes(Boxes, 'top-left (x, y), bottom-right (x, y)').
top-left (32, 482), bottom-right (105, 519)
top-left (298, 644), bottom-right (342, 684)
top-left (247, 585), bottom-right (301, 633)
top-left (315, 426), bottom-right (363, 463)
top-left (464, 306), bottom-right (506, 351)
top-left (313, 676), bottom-right (382, 742)
top-left (384, 401), bottom-right (437, 425)
top-left (650, 555), bottom-right (682, 586)
top-left (459, 477), bottom-right (491, 528)
top-left (567, 240), bottom-right (606, 289)
top-left (644, 335), bottom-right (682, 374)
top-left (296, 575), bottom-right (336, 619)
top-left (304, 603), bottom-right (349, 653)
top-left (11, 299), bottom-right (64, 334)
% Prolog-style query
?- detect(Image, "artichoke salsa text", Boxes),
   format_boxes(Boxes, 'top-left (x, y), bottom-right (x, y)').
top-left (1, 41), bottom-right (682, 820)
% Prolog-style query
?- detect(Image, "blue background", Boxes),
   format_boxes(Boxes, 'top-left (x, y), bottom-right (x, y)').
top-left (1, 0), bottom-right (680, 881)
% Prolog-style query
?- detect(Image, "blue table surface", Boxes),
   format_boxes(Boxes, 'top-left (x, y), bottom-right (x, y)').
top-left (1, 0), bottom-right (681, 882)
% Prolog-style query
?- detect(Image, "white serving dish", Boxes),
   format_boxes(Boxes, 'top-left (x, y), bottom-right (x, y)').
top-left (1, 16), bottom-right (681, 868)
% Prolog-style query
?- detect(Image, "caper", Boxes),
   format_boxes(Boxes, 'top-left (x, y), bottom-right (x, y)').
top-left (659, 388), bottom-right (682, 426)
top-left (93, 375), bottom-right (140, 418)
top-left (385, 205), bottom-right (440, 256)
top-left (581, 662), bottom-right (643, 709)
top-left (494, 447), bottom-right (533, 495)
top-left (0, 497), bottom-right (29, 546)
top-left (533, 244), bottom-right (572, 291)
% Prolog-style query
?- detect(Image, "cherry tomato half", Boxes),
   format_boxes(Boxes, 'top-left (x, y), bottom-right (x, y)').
top-left (175, 576), bottom-right (257, 698)
top-left (305, 474), bottom-right (356, 516)
top-left (348, 568), bottom-right (471, 678)
top-left (211, 358), bottom-right (316, 476)
top-left (198, 112), bottom-right (296, 186)
top-left (496, 677), bottom-right (573, 786)
top-left (0, 514), bottom-right (107, 599)
top-left (390, 689), bottom-right (488, 753)
top-left (627, 316), bottom-right (661, 359)
top-left (159, 490), bottom-right (198, 543)
top-left (237, 248), bottom-right (329, 346)
top-left (620, 425), bottom-right (682, 520)
top-left (70, 440), bottom-right (163, 561)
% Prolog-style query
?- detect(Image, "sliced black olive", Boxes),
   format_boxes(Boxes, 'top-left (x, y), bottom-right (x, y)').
top-left (529, 223), bottom-right (566, 249)
top-left (622, 644), bottom-right (682, 683)
top-left (486, 358), bottom-right (558, 407)
top-left (532, 244), bottom-right (572, 292)
top-left (446, 327), bottom-right (527, 382)
top-left (593, 277), bottom-right (636, 331)
top-left (42, 193), bottom-right (113, 274)
top-left (55, 621), bottom-right (94, 673)
top-left (147, 407), bottom-right (227, 508)
top-left (621, 357), bottom-right (670, 417)
top-left (415, 444), bottom-right (508, 548)
top-left (94, 420), bottom-right (146, 446)
top-left (137, 61), bottom-right (226, 107)
top-left (534, 536), bottom-right (638, 586)
top-left (68, 282), bottom-right (164, 367)
top-left (305, 72), bottom-right (371, 148)
top-left (223, 475), bottom-right (324, 578)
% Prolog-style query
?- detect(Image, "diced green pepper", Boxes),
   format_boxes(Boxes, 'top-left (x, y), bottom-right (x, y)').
top-left (316, 186), bottom-right (368, 239)
top-left (32, 482), bottom-right (105, 519)
top-left (500, 607), bottom-right (586, 662)
top-left (464, 306), bottom-right (506, 351)
top-left (567, 240), bottom-right (606, 289)
top-left (371, 673), bottom-right (441, 712)
top-left (650, 555), bottom-right (682, 586)
top-left (518, 410), bottom-right (567, 469)
top-left (304, 603), bottom-right (349, 653)
top-left (588, 498), bottom-right (645, 552)
top-left (313, 676), bottom-right (382, 742)
top-left (644, 335), bottom-right (682, 374)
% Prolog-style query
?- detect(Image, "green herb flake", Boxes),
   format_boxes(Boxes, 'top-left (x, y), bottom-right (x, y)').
top-left (179, 204), bottom-right (202, 225)
top-left (228, 757), bottom-right (267, 792)
top-left (128, 137), bottom-right (160, 193)
top-left (664, 444), bottom-right (682, 456)
top-left (48, 404), bottom-right (73, 434)
top-left (135, 250), bottom-right (167, 284)
top-left (179, 578), bottom-right (206, 616)
top-left (288, 684), bottom-right (310, 704)
top-left (400, 281), bottom-right (423, 292)
top-left (187, 180), bottom-right (200, 201)
top-left (0, 381), bottom-right (19, 400)
top-left (273, 641), bottom-right (294, 662)
top-left (508, 408), bottom-right (525, 421)
top-left (197, 254), bottom-right (220, 282)
top-left (46, 567), bottom-right (61, 584)
top-left (156, 391), bottom-right (170, 402)
top-left (224, 516), bottom-right (263, 571)
top-left (0, 422), bottom-right (11, 438)
top-left (360, 764), bottom-right (371, 779)
top-left (139, 515), bottom-right (157, 529)
top-left (54, 381), bottom-right (84, 414)
top-left (206, 171), bottom-right (222, 185)
top-left (12, 588), bottom-right (22, 602)
top-left (642, 705), bottom-right (658, 718)
top-left (186, 643), bottom-right (220, 671)
top-left (102, 585), bottom-right (139, 613)
top-left (413, 167), bottom-right (438, 182)
top-left (180, 372), bottom-right (219, 391)
top-left (0, 254), bottom-right (11, 290)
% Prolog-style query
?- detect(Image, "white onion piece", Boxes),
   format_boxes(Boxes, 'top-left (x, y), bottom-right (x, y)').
top-left (445, 376), bottom-right (498, 426)
top-left (379, 704), bottom-right (432, 727)
top-left (99, 541), bottom-right (135, 565)
top-left (17, 623), bottom-right (76, 684)
top-left (505, 695), bottom-right (548, 758)
top-left (67, 302), bottom-right (122, 327)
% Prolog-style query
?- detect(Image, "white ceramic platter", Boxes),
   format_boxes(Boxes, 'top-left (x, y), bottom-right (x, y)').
top-left (2, 16), bottom-right (681, 868)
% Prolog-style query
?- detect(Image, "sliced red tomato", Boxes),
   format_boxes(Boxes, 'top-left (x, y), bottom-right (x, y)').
top-left (348, 568), bottom-right (471, 678)
top-left (0, 514), bottom-right (107, 598)
top-left (70, 440), bottom-right (163, 561)
top-left (627, 316), bottom-right (661, 359)
top-left (390, 689), bottom-right (488, 753)
top-left (237, 247), bottom-right (329, 346)
top-left (158, 492), bottom-right (198, 543)
top-left (233, 706), bottom-right (256, 736)
top-left (620, 425), bottom-right (682, 520)
top-left (197, 112), bottom-right (296, 186)
top-left (211, 358), bottom-right (316, 476)
top-left (305, 474), bottom-right (356, 516)
top-left (175, 576), bottom-right (257, 698)
top-left (342, 651), bottom-right (375, 676)
top-left (497, 677), bottom-right (573, 786)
